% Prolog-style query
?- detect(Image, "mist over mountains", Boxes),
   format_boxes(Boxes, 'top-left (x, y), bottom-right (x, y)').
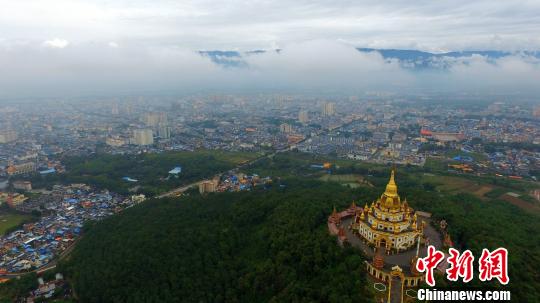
top-left (200, 48), bottom-right (540, 70)
top-left (2, 41), bottom-right (540, 98)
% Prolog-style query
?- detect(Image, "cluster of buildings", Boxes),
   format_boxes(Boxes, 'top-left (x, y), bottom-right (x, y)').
top-left (199, 173), bottom-right (272, 194)
top-left (0, 95), bottom-right (539, 180)
top-left (25, 273), bottom-right (67, 302)
top-left (0, 136), bottom-right (64, 179)
top-left (297, 100), bottom-right (540, 177)
top-left (0, 184), bottom-right (141, 274)
top-left (0, 191), bottom-right (29, 208)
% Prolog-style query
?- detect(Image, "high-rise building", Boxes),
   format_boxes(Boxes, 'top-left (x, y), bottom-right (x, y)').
top-left (125, 104), bottom-right (134, 116)
top-left (322, 102), bottom-right (335, 116)
top-left (0, 130), bottom-right (17, 143)
top-left (534, 106), bottom-right (540, 118)
top-left (280, 123), bottom-right (292, 133)
top-left (143, 112), bottom-right (167, 127)
top-left (157, 124), bottom-right (172, 139)
top-left (132, 129), bottom-right (154, 146)
top-left (111, 104), bottom-right (119, 115)
top-left (298, 110), bottom-right (309, 124)
top-left (199, 179), bottom-right (218, 194)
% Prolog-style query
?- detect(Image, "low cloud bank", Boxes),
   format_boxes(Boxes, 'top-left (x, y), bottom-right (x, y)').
top-left (1, 40), bottom-right (539, 98)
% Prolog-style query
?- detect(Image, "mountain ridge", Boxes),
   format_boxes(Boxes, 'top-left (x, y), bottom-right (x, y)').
top-left (199, 48), bottom-right (540, 70)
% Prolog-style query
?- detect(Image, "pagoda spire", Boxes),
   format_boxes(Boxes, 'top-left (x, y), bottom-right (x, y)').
top-left (383, 168), bottom-right (398, 197)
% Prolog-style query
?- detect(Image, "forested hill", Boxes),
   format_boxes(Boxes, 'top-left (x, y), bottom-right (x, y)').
top-left (57, 153), bottom-right (540, 302)
top-left (61, 180), bottom-right (374, 303)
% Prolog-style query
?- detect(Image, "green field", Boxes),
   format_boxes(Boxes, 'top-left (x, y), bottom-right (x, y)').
top-left (419, 174), bottom-right (492, 196)
top-left (319, 174), bottom-right (373, 188)
top-left (413, 173), bottom-right (540, 212)
top-left (0, 213), bottom-right (31, 236)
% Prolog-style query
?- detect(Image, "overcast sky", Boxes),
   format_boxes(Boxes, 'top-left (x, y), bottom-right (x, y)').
top-left (2, 0), bottom-right (540, 51)
top-left (1, 0), bottom-right (540, 97)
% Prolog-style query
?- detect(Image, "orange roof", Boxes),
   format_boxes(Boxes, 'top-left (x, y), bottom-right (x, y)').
top-left (420, 128), bottom-right (432, 136)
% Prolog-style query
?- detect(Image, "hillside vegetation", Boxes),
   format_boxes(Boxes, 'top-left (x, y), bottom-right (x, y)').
top-left (61, 180), bottom-right (373, 303)
top-left (12, 152), bottom-right (538, 302)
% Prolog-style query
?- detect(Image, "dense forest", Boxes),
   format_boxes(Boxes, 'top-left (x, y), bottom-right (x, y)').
top-left (25, 150), bottom-right (258, 196)
top-left (61, 180), bottom-right (374, 303)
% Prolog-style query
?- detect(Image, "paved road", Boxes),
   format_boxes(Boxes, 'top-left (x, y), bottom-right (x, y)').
top-left (156, 181), bottom-right (203, 198)
top-left (389, 276), bottom-right (402, 303)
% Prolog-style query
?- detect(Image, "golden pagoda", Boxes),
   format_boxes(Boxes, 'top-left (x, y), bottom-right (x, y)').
top-left (353, 169), bottom-right (422, 252)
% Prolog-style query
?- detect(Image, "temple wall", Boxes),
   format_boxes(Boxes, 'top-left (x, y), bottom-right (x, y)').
top-left (365, 262), bottom-right (423, 287)
top-left (356, 221), bottom-right (418, 250)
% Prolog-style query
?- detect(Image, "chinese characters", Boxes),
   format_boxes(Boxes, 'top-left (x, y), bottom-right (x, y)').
top-left (416, 246), bottom-right (509, 286)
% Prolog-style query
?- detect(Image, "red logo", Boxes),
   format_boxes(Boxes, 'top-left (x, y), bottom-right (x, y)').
top-left (416, 245), bottom-right (445, 287)
top-left (416, 246), bottom-right (509, 286)
top-left (478, 248), bottom-right (509, 285)
top-left (446, 248), bottom-right (474, 283)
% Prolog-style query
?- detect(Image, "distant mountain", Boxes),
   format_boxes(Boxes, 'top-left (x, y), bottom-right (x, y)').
top-left (198, 50), bottom-right (278, 68)
top-left (199, 48), bottom-right (540, 70)
top-left (357, 48), bottom-right (540, 69)
top-left (356, 48), bottom-right (515, 60)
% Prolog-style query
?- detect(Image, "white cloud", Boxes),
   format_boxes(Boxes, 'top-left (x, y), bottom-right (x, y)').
top-left (1, 1), bottom-right (540, 50)
top-left (243, 40), bottom-right (413, 90)
top-left (43, 38), bottom-right (70, 49)
top-left (0, 40), bottom-right (539, 98)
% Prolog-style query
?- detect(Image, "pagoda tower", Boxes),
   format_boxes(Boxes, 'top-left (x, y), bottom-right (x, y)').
top-left (352, 169), bottom-right (423, 253)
